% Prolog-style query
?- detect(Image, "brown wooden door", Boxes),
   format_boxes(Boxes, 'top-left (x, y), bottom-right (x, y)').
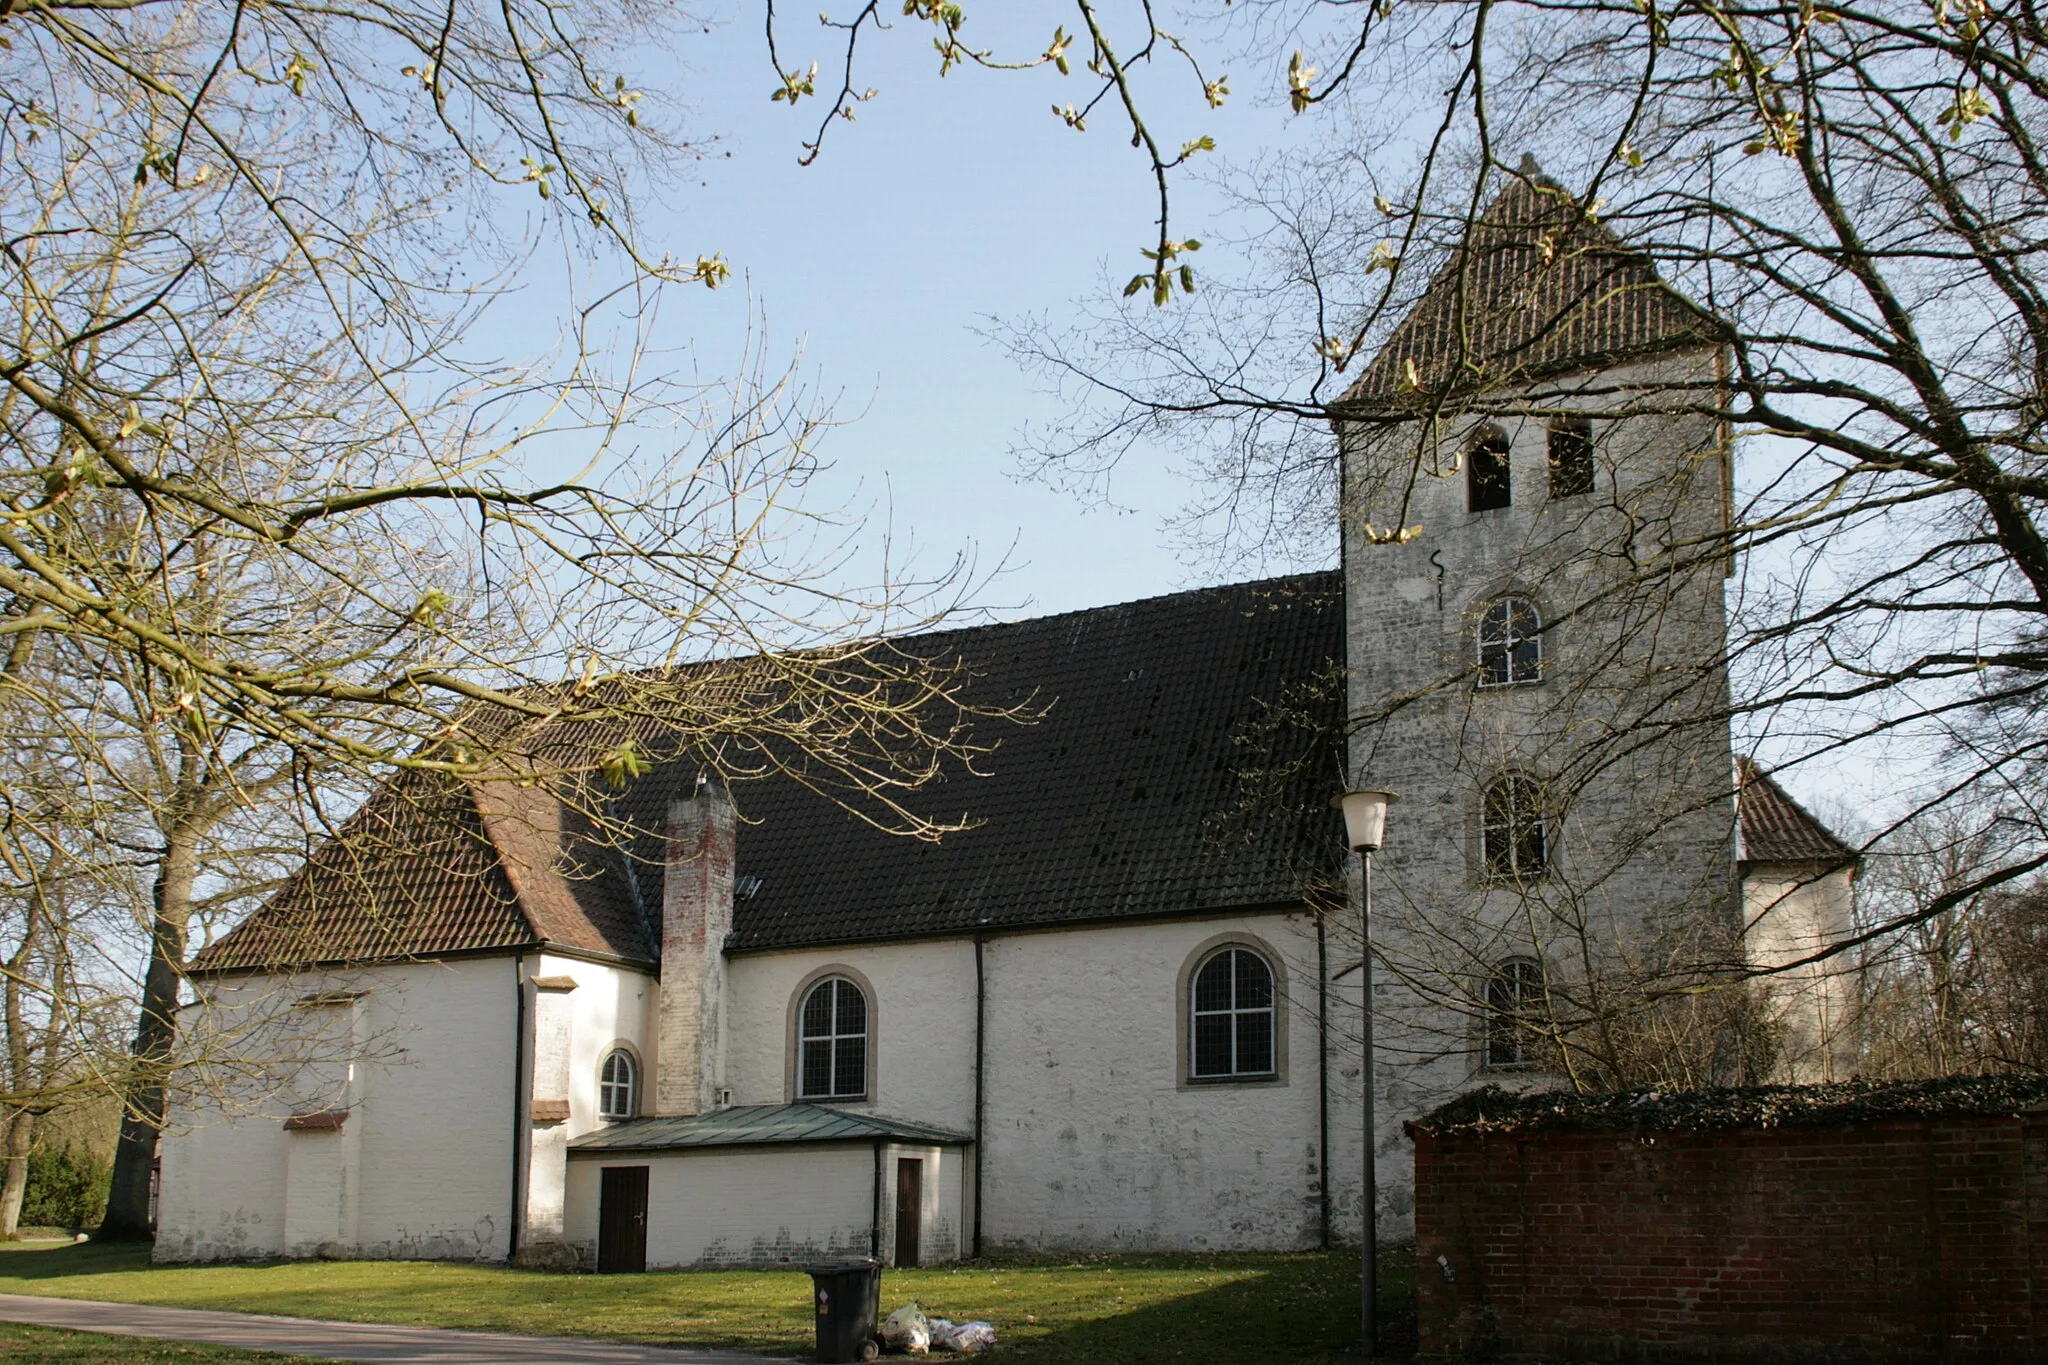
top-left (894, 1158), bottom-right (922, 1268)
top-left (597, 1165), bottom-right (649, 1273)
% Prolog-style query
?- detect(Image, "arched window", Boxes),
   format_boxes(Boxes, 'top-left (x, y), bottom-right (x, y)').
top-left (1486, 958), bottom-right (1545, 1069)
top-left (1189, 947), bottom-right (1277, 1080)
top-left (1482, 775), bottom-right (1548, 881)
top-left (1477, 597), bottom-right (1541, 687)
top-left (598, 1048), bottom-right (637, 1121)
top-left (1467, 428), bottom-right (1512, 512)
top-left (797, 976), bottom-right (869, 1100)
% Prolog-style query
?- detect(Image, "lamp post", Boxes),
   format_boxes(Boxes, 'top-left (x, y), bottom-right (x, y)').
top-left (1334, 788), bottom-right (1396, 1358)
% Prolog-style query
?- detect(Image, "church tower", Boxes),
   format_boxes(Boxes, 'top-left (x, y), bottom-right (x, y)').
top-left (1333, 171), bottom-right (1742, 1234)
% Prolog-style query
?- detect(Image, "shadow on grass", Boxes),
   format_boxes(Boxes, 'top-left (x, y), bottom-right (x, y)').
top-left (0, 1241), bottom-right (155, 1278)
top-left (990, 1251), bottom-right (1416, 1365)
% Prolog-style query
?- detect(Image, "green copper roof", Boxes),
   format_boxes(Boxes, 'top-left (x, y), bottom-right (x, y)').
top-left (568, 1103), bottom-right (972, 1153)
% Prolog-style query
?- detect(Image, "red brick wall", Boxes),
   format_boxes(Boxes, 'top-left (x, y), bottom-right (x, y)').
top-left (1414, 1113), bottom-right (2048, 1362)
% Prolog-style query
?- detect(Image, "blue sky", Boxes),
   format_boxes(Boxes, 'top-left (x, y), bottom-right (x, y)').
top-left (626, 7), bottom-right (1322, 620)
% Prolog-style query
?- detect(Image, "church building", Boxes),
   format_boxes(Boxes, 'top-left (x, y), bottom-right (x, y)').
top-left (155, 176), bottom-right (1858, 1270)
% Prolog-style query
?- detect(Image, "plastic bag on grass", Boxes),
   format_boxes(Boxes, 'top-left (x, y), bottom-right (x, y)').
top-left (882, 1302), bottom-right (931, 1355)
top-left (930, 1320), bottom-right (996, 1353)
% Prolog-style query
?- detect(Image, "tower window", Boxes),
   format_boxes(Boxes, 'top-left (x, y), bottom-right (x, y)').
top-left (1482, 775), bottom-right (1548, 882)
top-left (1477, 598), bottom-right (1542, 687)
top-left (1468, 430), bottom-right (1512, 512)
top-left (1485, 958), bottom-right (1545, 1069)
top-left (1548, 418), bottom-right (1595, 498)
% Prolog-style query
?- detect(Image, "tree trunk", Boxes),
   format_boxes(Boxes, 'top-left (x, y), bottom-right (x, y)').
top-left (99, 832), bottom-right (199, 1241)
top-left (0, 1110), bottom-right (32, 1238)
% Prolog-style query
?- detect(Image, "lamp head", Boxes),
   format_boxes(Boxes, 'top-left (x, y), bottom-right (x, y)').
top-left (1333, 788), bottom-right (1398, 853)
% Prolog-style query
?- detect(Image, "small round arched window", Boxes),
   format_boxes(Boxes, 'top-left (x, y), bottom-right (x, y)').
top-left (1189, 947), bottom-right (1277, 1080)
top-left (598, 1049), bottom-right (637, 1121)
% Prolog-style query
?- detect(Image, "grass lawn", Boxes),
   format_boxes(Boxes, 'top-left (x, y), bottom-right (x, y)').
top-left (0, 1241), bottom-right (1417, 1362)
top-left (0, 1322), bottom-right (329, 1363)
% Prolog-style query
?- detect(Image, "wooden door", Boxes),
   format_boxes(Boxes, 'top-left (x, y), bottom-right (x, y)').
top-left (597, 1165), bottom-right (649, 1273)
top-left (894, 1158), bottom-right (922, 1268)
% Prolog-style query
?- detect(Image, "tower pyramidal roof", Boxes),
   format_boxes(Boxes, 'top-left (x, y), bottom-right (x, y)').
top-left (1342, 167), bottom-right (1717, 409)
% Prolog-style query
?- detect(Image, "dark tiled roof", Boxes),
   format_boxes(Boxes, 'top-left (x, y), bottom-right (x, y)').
top-left (569, 1103), bottom-right (972, 1152)
top-left (198, 572), bottom-right (1346, 971)
top-left (1737, 759), bottom-right (1857, 865)
top-left (1342, 175), bottom-right (1717, 408)
top-left (658, 572), bottom-right (1347, 951)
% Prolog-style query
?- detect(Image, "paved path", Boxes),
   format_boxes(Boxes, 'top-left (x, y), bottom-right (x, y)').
top-left (0, 1293), bottom-right (799, 1364)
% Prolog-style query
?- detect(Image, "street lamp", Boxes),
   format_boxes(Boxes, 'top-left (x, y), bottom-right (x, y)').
top-left (1333, 787), bottom-right (1396, 1358)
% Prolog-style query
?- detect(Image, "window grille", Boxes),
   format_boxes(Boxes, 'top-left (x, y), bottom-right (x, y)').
top-left (1477, 598), bottom-right (1542, 687)
top-left (798, 977), bottom-right (869, 1100)
top-left (1190, 948), bottom-right (1277, 1079)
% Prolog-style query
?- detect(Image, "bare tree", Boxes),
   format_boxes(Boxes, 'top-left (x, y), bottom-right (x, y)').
top-left (940, 0), bottom-right (2048, 1082)
top-left (0, 0), bottom-right (1021, 1237)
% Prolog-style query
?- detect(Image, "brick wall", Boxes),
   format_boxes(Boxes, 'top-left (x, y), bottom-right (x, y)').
top-left (1415, 1112), bottom-right (2048, 1362)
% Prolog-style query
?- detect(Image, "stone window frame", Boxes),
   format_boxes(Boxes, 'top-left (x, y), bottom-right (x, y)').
top-left (1176, 932), bottom-right (1290, 1090)
top-left (785, 963), bottom-right (879, 1104)
top-left (1483, 957), bottom-right (1547, 1071)
top-left (1475, 595), bottom-right (1543, 688)
top-left (597, 1043), bottom-right (640, 1121)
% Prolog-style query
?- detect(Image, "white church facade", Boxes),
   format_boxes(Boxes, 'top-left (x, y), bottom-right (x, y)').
top-left (156, 176), bottom-right (1860, 1270)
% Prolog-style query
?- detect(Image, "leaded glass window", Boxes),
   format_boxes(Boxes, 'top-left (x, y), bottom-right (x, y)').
top-left (798, 977), bottom-right (869, 1100)
top-left (1190, 948), bottom-right (1277, 1080)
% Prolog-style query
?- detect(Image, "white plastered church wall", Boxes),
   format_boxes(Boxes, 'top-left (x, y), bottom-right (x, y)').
top-left (156, 955), bottom-right (523, 1263)
top-left (978, 914), bottom-right (1327, 1253)
top-left (726, 912), bottom-right (1329, 1255)
top-left (724, 939), bottom-right (978, 1130)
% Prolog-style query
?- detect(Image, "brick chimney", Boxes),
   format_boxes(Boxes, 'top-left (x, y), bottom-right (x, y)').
top-left (657, 776), bottom-right (735, 1116)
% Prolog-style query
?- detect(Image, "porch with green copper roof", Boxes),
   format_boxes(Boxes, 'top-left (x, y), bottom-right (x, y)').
top-left (567, 1104), bottom-right (972, 1153)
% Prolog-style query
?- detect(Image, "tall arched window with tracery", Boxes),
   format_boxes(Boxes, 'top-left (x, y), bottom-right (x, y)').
top-left (1477, 597), bottom-right (1542, 687)
top-left (1189, 947), bottom-right (1277, 1080)
top-left (1482, 774), bottom-right (1548, 882)
top-left (797, 976), bottom-right (869, 1100)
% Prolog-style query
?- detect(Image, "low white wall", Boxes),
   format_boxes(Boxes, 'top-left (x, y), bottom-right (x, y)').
top-left (565, 1144), bottom-right (877, 1269)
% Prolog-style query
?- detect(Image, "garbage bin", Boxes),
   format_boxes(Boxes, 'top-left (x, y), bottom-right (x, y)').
top-left (805, 1257), bottom-right (881, 1363)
